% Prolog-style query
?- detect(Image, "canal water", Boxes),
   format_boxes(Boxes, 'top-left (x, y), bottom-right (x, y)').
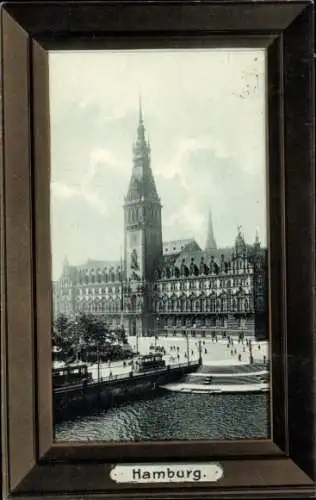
top-left (54, 390), bottom-right (269, 441)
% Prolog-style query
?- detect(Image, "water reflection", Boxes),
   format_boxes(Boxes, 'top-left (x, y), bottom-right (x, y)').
top-left (55, 390), bottom-right (269, 442)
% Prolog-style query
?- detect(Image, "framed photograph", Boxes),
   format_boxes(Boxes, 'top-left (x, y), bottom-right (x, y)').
top-left (1, 1), bottom-right (314, 498)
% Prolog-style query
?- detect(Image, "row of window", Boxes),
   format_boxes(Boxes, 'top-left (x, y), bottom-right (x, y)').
top-left (78, 286), bottom-right (121, 295)
top-left (126, 206), bottom-right (160, 225)
top-left (156, 264), bottom-right (254, 279)
top-left (154, 298), bottom-right (253, 313)
top-left (159, 317), bottom-right (249, 328)
top-left (154, 277), bottom-right (252, 292)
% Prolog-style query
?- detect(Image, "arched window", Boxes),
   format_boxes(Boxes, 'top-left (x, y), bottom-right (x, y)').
top-left (238, 298), bottom-right (242, 312)
top-left (195, 299), bottom-right (201, 312)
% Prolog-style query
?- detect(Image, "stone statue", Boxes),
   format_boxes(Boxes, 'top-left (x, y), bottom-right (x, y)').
top-left (130, 249), bottom-right (139, 270)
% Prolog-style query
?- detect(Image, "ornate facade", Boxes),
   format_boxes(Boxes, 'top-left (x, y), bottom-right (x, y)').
top-left (53, 103), bottom-right (268, 340)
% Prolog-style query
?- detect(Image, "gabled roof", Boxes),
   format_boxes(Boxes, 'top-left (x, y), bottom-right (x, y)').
top-left (172, 248), bottom-right (233, 268)
top-left (163, 239), bottom-right (201, 256)
top-left (75, 259), bottom-right (121, 271)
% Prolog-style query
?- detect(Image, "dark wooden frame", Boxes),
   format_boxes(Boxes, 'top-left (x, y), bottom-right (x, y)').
top-left (1, 1), bottom-right (314, 498)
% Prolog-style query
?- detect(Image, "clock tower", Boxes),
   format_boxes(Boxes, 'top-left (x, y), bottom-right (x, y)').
top-left (123, 100), bottom-right (163, 336)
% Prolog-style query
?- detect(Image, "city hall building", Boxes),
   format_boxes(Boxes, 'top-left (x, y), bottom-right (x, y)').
top-left (53, 105), bottom-right (268, 340)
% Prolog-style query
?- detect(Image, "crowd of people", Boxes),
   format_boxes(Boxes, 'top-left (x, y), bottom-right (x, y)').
top-left (145, 334), bottom-right (268, 367)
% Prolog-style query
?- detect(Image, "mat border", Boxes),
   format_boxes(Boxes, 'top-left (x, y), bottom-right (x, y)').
top-left (1, 1), bottom-right (315, 498)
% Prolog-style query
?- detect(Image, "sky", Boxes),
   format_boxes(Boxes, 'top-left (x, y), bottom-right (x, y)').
top-left (49, 49), bottom-right (267, 280)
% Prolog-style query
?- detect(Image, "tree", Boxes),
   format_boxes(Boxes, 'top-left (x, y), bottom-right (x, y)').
top-left (53, 314), bottom-right (71, 343)
top-left (116, 326), bottom-right (128, 345)
top-left (52, 314), bottom-right (76, 363)
top-left (75, 313), bottom-right (112, 348)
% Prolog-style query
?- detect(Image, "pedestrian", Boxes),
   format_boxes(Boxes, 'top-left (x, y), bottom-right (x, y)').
top-left (234, 349), bottom-right (237, 355)
top-left (258, 344), bottom-right (261, 350)
top-left (205, 348), bottom-right (207, 354)
top-left (238, 354), bottom-right (241, 362)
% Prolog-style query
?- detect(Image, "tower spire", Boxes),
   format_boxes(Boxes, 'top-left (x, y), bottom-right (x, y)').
top-left (139, 94), bottom-right (143, 124)
top-left (136, 94), bottom-right (146, 146)
top-left (205, 209), bottom-right (217, 252)
top-left (125, 100), bottom-right (160, 203)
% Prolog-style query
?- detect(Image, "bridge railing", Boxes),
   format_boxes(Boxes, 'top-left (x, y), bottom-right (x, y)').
top-left (94, 361), bottom-right (199, 384)
top-left (54, 361), bottom-right (199, 394)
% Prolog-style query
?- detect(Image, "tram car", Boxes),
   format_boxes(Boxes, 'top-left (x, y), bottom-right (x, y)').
top-left (137, 353), bottom-right (166, 373)
top-left (53, 364), bottom-right (92, 387)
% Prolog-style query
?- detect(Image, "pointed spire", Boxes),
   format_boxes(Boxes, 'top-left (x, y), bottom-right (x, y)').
top-left (255, 227), bottom-right (260, 245)
top-left (136, 94), bottom-right (146, 144)
top-left (235, 225), bottom-right (246, 256)
top-left (139, 94), bottom-right (143, 124)
top-left (205, 209), bottom-right (217, 252)
top-left (253, 227), bottom-right (261, 254)
top-left (62, 255), bottom-right (70, 278)
top-left (125, 99), bottom-right (160, 204)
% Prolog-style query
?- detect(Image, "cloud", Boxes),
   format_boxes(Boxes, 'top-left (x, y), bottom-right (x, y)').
top-left (89, 148), bottom-right (121, 172)
top-left (156, 136), bottom-right (230, 180)
top-left (50, 145), bottom-right (121, 216)
top-left (51, 181), bottom-right (77, 199)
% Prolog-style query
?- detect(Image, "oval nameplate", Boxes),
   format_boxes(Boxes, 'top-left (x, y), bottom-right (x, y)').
top-left (110, 462), bottom-right (223, 483)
